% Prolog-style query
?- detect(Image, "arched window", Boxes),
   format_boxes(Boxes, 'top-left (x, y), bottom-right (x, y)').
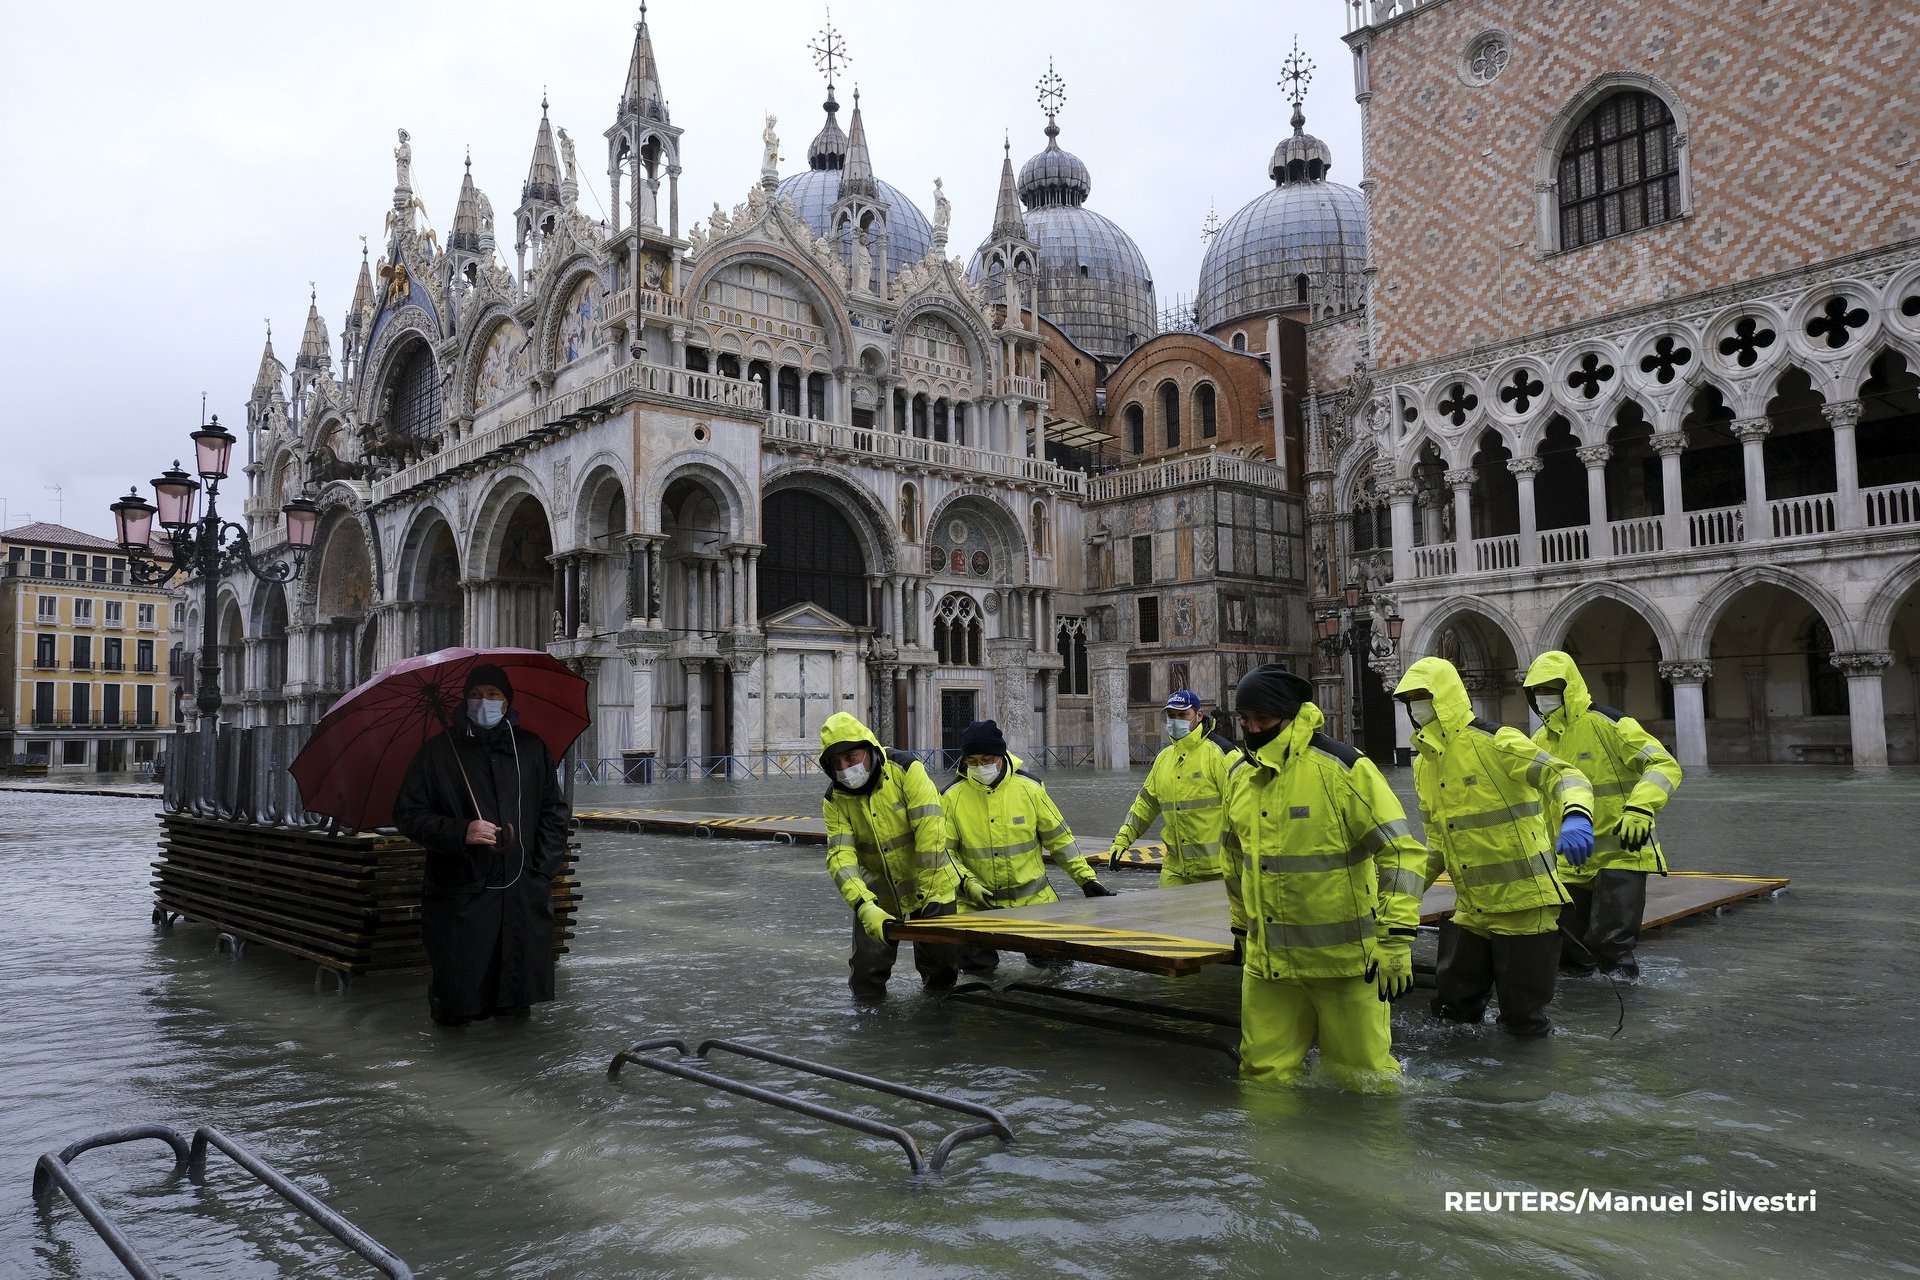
top-left (1160, 380), bottom-right (1181, 448)
top-left (1557, 90), bottom-right (1680, 250)
top-left (899, 483), bottom-right (920, 543)
top-left (1055, 617), bottom-right (1089, 695)
top-left (387, 342), bottom-right (442, 440)
top-left (1030, 501), bottom-right (1049, 557)
top-left (1195, 383), bottom-right (1218, 440)
top-left (934, 593), bottom-right (984, 666)
top-left (1125, 403), bottom-right (1145, 455)
top-left (1232, 332), bottom-right (1247, 352)
top-left (759, 490), bottom-right (868, 625)
top-left (776, 366), bottom-right (802, 415)
top-left (1294, 273), bottom-right (1310, 304)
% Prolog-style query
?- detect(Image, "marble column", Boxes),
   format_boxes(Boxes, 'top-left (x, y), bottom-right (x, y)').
top-left (1578, 443), bottom-right (1612, 559)
top-left (646, 541), bottom-right (663, 626)
top-left (1089, 640), bottom-right (1131, 769)
top-left (683, 658), bottom-right (706, 768)
top-left (1825, 402), bottom-right (1864, 532)
top-left (1659, 660), bottom-right (1712, 768)
top-left (727, 655), bottom-right (759, 777)
top-left (1445, 468), bottom-right (1475, 568)
top-left (624, 652), bottom-right (658, 754)
top-left (1385, 479), bottom-right (1416, 583)
top-left (1833, 650), bottom-right (1893, 766)
top-left (1735, 419), bottom-right (1771, 541)
top-left (1509, 457), bottom-right (1544, 567)
top-left (1652, 431), bottom-right (1687, 551)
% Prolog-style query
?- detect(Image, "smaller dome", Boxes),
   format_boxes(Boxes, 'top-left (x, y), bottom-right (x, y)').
top-left (1018, 123), bottom-right (1090, 208)
top-left (1270, 105), bottom-right (1334, 185)
top-left (807, 88), bottom-right (850, 169)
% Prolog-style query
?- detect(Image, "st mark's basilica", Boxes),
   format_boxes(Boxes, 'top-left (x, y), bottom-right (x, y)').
top-left (192, 0), bottom-right (1920, 772)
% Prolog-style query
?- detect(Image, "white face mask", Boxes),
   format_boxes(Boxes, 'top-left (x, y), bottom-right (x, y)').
top-left (1406, 699), bottom-right (1437, 728)
top-left (1166, 717), bottom-right (1194, 741)
top-left (834, 760), bottom-right (871, 791)
top-left (1535, 692), bottom-right (1565, 715)
top-left (969, 763), bottom-right (1003, 786)
top-left (467, 697), bottom-right (506, 728)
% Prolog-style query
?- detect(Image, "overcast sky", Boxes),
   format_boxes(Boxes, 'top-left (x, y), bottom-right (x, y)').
top-left (0, 0), bottom-right (1361, 540)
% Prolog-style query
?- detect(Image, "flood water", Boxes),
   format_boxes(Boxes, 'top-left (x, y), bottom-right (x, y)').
top-left (3, 766), bottom-right (1917, 1278)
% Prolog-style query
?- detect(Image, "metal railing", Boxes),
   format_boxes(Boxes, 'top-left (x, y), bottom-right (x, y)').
top-left (31, 1123), bottom-right (413, 1279)
top-left (608, 1036), bottom-right (1013, 1175)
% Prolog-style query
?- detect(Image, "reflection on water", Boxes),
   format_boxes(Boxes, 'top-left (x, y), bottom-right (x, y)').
top-left (3, 767), bottom-right (1917, 1278)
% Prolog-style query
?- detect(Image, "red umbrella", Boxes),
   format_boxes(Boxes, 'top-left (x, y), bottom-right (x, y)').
top-left (290, 646), bottom-right (590, 829)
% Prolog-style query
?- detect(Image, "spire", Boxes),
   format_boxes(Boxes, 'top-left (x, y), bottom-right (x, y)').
top-left (296, 287), bottom-right (331, 373)
top-left (450, 152), bottom-right (485, 253)
top-left (1017, 61), bottom-right (1090, 209)
top-left (252, 323), bottom-right (286, 404)
top-left (349, 240), bottom-right (375, 330)
top-left (990, 137), bottom-right (1026, 241)
top-left (842, 86), bottom-right (876, 197)
top-left (1270, 38), bottom-right (1333, 185)
top-left (524, 97), bottom-right (562, 205)
top-left (621, 3), bottom-right (668, 123)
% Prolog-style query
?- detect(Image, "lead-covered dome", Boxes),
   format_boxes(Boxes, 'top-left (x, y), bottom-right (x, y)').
top-left (968, 119), bottom-right (1156, 363)
top-left (777, 87), bottom-right (934, 278)
top-left (1195, 101), bottom-right (1367, 332)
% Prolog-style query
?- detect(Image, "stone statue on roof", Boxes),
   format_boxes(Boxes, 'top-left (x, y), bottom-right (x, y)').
top-left (394, 129), bottom-right (412, 189)
top-left (558, 127), bottom-right (578, 187)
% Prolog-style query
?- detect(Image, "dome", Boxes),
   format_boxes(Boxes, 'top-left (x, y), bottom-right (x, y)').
top-left (968, 119), bottom-right (1157, 363)
top-left (776, 168), bottom-right (935, 278)
top-left (1194, 103), bottom-right (1367, 332)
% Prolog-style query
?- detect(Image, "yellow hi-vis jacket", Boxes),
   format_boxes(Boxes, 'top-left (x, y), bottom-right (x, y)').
top-left (1395, 657), bottom-right (1592, 916)
top-left (1110, 714), bottom-right (1237, 884)
top-left (1524, 650), bottom-right (1681, 883)
top-left (1221, 700), bottom-right (1429, 981)
top-left (819, 713), bottom-right (956, 916)
top-left (942, 756), bottom-right (1094, 907)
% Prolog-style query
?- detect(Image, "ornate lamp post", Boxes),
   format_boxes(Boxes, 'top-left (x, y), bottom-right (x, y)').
top-left (109, 416), bottom-right (318, 736)
top-left (1316, 579), bottom-right (1404, 755)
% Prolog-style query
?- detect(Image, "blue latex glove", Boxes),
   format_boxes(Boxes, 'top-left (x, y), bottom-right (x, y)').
top-left (1556, 813), bottom-right (1595, 866)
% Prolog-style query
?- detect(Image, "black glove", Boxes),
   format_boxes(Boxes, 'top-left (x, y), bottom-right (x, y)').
top-left (1081, 879), bottom-right (1116, 898)
top-left (1230, 926), bottom-right (1246, 965)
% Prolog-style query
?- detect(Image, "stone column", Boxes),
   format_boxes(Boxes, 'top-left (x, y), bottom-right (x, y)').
top-left (1385, 479), bottom-right (1417, 583)
top-left (1824, 402), bottom-right (1864, 532)
top-left (1659, 660), bottom-right (1712, 768)
top-left (1446, 468), bottom-right (1475, 566)
top-left (647, 541), bottom-right (663, 626)
top-left (1652, 431), bottom-right (1688, 551)
top-left (623, 650), bottom-right (658, 754)
top-left (683, 658), bottom-right (706, 767)
top-left (1509, 457), bottom-right (1544, 567)
top-left (1735, 419), bottom-right (1771, 541)
top-left (727, 653), bottom-right (760, 777)
top-left (745, 548), bottom-right (761, 625)
top-left (869, 660), bottom-right (897, 745)
top-left (729, 550), bottom-right (747, 632)
top-left (988, 637), bottom-right (1034, 749)
top-left (1832, 650), bottom-right (1893, 766)
top-left (624, 537), bottom-right (646, 620)
top-left (1578, 443), bottom-right (1612, 559)
top-left (1089, 640), bottom-right (1131, 769)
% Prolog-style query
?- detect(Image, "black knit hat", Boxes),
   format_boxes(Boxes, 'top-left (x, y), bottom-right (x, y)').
top-left (463, 662), bottom-right (514, 702)
top-left (1234, 664), bottom-right (1312, 720)
top-left (959, 719), bottom-right (1008, 758)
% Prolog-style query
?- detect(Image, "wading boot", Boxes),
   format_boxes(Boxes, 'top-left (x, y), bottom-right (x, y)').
top-left (1589, 869), bottom-right (1648, 980)
top-left (1490, 930), bottom-right (1562, 1037)
top-left (1430, 920), bottom-right (1495, 1024)
top-left (1558, 887), bottom-right (1597, 976)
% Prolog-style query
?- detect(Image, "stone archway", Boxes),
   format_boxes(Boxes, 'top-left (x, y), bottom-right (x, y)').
top-left (395, 509), bottom-right (464, 657)
top-left (307, 511), bottom-right (378, 712)
top-left (1702, 580), bottom-right (1849, 764)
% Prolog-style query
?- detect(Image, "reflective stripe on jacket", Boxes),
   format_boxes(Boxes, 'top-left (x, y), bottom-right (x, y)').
top-left (819, 712), bottom-right (955, 915)
top-left (1525, 650), bottom-right (1681, 882)
top-left (942, 756), bottom-right (1090, 907)
top-left (1222, 700), bottom-right (1429, 981)
top-left (1111, 716), bottom-right (1236, 882)
top-left (1396, 657), bottom-right (1590, 916)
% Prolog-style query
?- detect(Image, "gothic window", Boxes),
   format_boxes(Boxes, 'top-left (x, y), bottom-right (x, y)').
top-left (1556, 91), bottom-right (1680, 250)
top-left (1056, 617), bottom-right (1089, 695)
top-left (934, 593), bottom-right (983, 666)
top-left (387, 342), bottom-right (442, 440)
top-left (1804, 617), bottom-right (1847, 716)
top-left (759, 490), bottom-right (868, 626)
top-left (1160, 380), bottom-right (1182, 448)
top-left (1125, 403), bottom-right (1145, 455)
top-left (1196, 383), bottom-right (1218, 439)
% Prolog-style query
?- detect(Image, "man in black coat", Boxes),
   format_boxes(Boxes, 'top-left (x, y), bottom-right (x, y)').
top-left (395, 663), bottom-right (571, 1026)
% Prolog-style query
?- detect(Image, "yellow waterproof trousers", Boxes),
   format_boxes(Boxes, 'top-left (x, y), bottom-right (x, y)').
top-left (1240, 970), bottom-right (1399, 1092)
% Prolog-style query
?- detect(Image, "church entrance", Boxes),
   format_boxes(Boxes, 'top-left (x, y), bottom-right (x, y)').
top-left (940, 689), bottom-right (978, 767)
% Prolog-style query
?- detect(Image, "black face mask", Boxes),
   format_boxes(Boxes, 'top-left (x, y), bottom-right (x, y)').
top-left (1242, 723), bottom-right (1283, 754)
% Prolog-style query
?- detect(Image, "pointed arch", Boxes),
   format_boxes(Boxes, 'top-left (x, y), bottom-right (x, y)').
top-left (1862, 554), bottom-right (1920, 652)
top-left (1537, 580), bottom-right (1680, 661)
top-left (1680, 564), bottom-right (1855, 659)
top-left (1406, 593), bottom-right (1531, 668)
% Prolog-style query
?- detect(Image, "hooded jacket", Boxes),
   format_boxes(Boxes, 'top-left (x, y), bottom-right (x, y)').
top-left (1524, 651), bottom-right (1681, 881)
top-left (1111, 714), bottom-right (1238, 884)
top-left (819, 713), bottom-right (956, 915)
top-left (1221, 700), bottom-right (1429, 981)
top-left (1394, 656), bottom-right (1592, 917)
top-left (942, 755), bottom-right (1093, 907)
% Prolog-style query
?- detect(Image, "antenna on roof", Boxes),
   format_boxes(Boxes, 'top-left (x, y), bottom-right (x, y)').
top-left (43, 484), bottom-right (63, 525)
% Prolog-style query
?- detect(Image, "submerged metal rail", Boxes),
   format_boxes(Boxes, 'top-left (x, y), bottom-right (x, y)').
top-left (949, 981), bottom-right (1243, 1061)
top-left (607, 1035), bottom-right (1013, 1174)
top-left (32, 1123), bottom-right (413, 1279)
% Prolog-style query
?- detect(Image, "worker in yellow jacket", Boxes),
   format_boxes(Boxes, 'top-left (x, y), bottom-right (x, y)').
top-left (942, 719), bottom-right (1113, 973)
top-left (1393, 656), bottom-right (1594, 1037)
top-left (1524, 650), bottom-right (1682, 980)
top-left (1222, 664), bottom-right (1429, 1090)
top-left (1108, 688), bottom-right (1238, 885)
top-left (819, 712), bottom-right (962, 1001)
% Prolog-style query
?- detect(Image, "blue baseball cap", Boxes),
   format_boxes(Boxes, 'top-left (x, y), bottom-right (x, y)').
top-left (1164, 689), bottom-right (1201, 712)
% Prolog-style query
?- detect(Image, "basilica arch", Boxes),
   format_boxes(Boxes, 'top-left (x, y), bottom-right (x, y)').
top-left (393, 505), bottom-right (464, 656)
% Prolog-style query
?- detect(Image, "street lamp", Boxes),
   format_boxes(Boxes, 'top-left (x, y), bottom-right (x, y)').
top-left (107, 415), bottom-right (319, 732)
top-left (1317, 580), bottom-right (1404, 759)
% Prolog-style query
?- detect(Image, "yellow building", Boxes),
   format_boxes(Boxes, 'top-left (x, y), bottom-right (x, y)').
top-left (1, 523), bottom-right (180, 773)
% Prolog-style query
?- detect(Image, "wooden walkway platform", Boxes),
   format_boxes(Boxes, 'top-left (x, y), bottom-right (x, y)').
top-left (573, 805), bottom-right (1158, 862)
top-left (886, 872), bottom-right (1790, 977)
